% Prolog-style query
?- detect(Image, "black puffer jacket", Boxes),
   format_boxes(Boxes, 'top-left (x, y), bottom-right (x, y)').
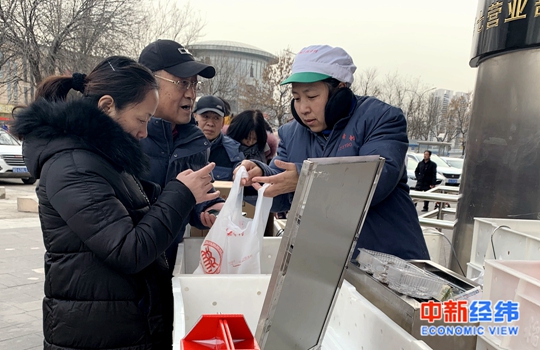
top-left (12, 99), bottom-right (196, 350)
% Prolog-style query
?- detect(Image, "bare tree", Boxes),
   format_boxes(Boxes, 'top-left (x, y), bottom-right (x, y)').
top-left (370, 72), bottom-right (436, 141)
top-left (446, 93), bottom-right (472, 155)
top-left (425, 94), bottom-right (442, 141)
top-left (0, 0), bottom-right (146, 88)
top-left (437, 106), bottom-right (460, 144)
top-left (377, 72), bottom-right (409, 109)
top-left (238, 49), bottom-right (293, 128)
top-left (128, 0), bottom-right (205, 58)
top-left (352, 67), bottom-right (381, 97)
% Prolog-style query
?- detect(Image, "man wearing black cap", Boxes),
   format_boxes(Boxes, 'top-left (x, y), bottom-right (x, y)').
top-left (138, 39), bottom-right (224, 270)
top-left (194, 95), bottom-right (244, 181)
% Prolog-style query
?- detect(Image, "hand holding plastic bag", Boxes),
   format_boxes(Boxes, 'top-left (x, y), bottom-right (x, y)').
top-left (194, 166), bottom-right (272, 274)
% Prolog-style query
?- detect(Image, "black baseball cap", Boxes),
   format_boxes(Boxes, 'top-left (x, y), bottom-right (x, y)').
top-left (193, 96), bottom-right (226, 117)
top-left (139, 39), bottom-right (215, 79)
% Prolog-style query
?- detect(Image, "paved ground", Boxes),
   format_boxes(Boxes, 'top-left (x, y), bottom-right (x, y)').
top-left (0, 179), bottom-right (43, 350)
top-left (0, 178), bottom-right (459, 349)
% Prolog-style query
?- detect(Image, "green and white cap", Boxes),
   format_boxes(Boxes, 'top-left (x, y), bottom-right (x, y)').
top-left (281, 45), bottom-right (357, 85)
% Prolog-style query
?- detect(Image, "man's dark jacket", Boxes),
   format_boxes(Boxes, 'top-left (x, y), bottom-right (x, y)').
top-left (140, 117), bottom-right (224, 267)
top-left (11, 99), bottom-right (195, 349)
top-left (414, 159), bottom-right (437, 191)
top-left (209, 132), bottom-right (244, 181)
top-left (140, 117), bottom-right (223, 227)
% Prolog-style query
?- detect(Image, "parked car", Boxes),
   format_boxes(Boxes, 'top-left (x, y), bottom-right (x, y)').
top-left (407, 152), bottom-right (461, 186)
top-left (440, 156), bottom-right (464, 170)
top-left (406, 156), bottom-right (444, 189)
top-left (0, 130), bottom-right (36, 184)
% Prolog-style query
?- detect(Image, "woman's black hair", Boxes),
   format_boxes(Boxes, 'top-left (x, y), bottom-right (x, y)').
top-left (227, 110), bottom-right (268, 150)
top-left (262, 118), bottom-right (273, 133)
top-left (322, 77), bottom-right (341, 97)
top-left (35, 56), bottom-right (158, 110)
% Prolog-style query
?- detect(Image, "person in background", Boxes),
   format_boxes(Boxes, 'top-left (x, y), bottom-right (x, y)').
top-left (235, 45), bottom-right (429, 260)
top-left (10, 56), bottom-right (218, 349)
top-left (414, 150), bottom-right (437, 211)
top-left (262, 118), bottom-right (278, 163)
top-left (138, 39), bottom-right (225, 270)
top-left (226, 109), bottom-right (268, 163)
top-left (194, 95), bottom-right (243, 180)
top-left (218, 96), bottom-right (234, 124)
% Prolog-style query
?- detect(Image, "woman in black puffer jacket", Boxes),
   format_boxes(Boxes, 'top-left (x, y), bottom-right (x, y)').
top-left (11, 56), bottom-right (219, 350)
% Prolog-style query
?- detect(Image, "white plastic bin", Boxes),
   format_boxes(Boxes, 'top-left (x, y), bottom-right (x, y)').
top-left (172, 274), bottom-right (270, 350)
top-left (482, 260), bottom-right (540, 349)
top-left (423, 230), bottom-right (444, 266)
top-left (172, 276), bottom-right (432, 350)
top-left (322, 281), bottom-right (433, 350)
top-left (470, 218), bottom-right (540, 268)
top-left (467, 262), bottom-right (484, 281)
top-left (476, 334), bottom-right (505, 350)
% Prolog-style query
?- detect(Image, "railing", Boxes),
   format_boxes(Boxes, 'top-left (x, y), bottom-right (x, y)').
top-left (274, 186), bottom-right (461, 234)
top-left (410, 186), bottom-right (461, 231)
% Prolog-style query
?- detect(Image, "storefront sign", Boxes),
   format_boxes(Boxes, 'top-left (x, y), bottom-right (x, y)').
top-left (470, 0), bottom-right (540, 67)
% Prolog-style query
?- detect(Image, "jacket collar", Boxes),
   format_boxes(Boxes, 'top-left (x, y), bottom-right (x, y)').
top-left (212, 133), bottom-right (243, 162)
top-left (11, 98), bottom-right (148, 178)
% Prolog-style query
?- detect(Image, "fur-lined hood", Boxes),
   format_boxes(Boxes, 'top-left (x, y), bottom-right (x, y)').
top-left (11, 98), bottom-right (148, 178)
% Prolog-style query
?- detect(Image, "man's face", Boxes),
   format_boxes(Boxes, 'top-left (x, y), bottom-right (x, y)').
top-left (195, 111), bottom-right (223, 141)
top-left (154, 70), bottom-right (198, 125)
top-left (424, 151), bottom-right (430, 161)
top-left (291, 81), bottom-right (329, 133)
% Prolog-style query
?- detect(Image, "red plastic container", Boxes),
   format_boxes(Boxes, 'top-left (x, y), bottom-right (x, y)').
top-left (181, 314), bottom-right (260, 350)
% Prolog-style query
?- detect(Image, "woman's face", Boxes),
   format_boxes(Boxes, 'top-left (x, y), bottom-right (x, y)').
top-left (291, 81), bottom-right (329, 133)
top-left (242, 130), bottom-right (257, 147)
top-left (106, 89), bottom-right (159, 140)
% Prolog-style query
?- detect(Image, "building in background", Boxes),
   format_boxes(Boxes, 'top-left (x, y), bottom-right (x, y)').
top-left (432, 89), bottom-right (453, 117)
top-left (431, 88), bottom-right (471, 154)
top-left (188, 40), bottom-right (277, 114)
top-left (0, 54), bottom-right (33, 124)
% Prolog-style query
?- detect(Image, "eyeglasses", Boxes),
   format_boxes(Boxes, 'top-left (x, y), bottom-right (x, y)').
top-left (154, 75), bottom-right (201, 91)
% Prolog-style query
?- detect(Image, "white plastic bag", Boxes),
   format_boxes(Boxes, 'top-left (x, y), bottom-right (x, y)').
top-left (194, 166), bottom-right (272, 274)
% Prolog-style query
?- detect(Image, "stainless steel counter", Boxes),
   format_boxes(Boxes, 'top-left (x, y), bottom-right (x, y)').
top-left (345, 261), bottom-right (481, 350)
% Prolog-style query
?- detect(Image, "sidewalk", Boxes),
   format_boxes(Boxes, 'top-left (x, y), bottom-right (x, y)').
top-left (0, 182), bottom-right (43, 349)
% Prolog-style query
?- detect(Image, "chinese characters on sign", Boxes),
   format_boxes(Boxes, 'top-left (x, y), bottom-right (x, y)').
top-left (476, 0), bottom-right (532, 32)
top-left (477, 13), bottom-right (485, 32)
top-left (487, 2), bottom-right (503, 28)
top-left (471, 0), bottom-right (540, 67)
top-left (506, 0), bottom-right (528, 22)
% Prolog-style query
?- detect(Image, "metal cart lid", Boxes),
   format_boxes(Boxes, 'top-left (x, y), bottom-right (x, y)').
top-left (256, 156), bottom-right (385, 350)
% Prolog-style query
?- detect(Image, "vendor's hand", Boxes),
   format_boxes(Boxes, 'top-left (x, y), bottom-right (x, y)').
top-left (233, 160), bottom-right (262, 186)
top-left (176, 163), bottom-right (220, 204)
top-left (251, 160), bottom-right (299, 197)
top-left (200, 202), bottom-right (224, 228)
